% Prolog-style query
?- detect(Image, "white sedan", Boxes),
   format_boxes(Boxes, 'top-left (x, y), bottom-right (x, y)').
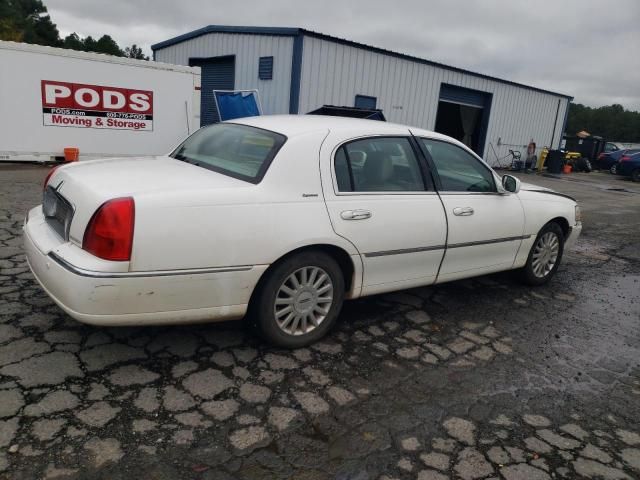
top-left (24, 115), bottom-right (581, 347)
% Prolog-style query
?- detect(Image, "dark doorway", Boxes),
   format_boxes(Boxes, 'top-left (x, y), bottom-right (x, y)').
top-left (189, 56), bottom-right (235, 126)
top-left (435, 102), bottom-right (483, 153)
top-left (434, 84), bottom-right (492, 156)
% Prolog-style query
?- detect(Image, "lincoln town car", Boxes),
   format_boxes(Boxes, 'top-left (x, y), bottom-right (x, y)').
top-left (24, 116), bottom-right (581, 347)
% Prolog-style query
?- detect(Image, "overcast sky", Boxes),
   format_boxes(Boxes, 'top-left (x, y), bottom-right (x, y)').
top-left (46, 0), bottom-right (640, 110)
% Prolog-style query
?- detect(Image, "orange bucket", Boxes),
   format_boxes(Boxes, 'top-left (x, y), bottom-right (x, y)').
top-left (63, 147), bottom-right (79, 162)
top-left (562, 164), bottom-right (572, 174)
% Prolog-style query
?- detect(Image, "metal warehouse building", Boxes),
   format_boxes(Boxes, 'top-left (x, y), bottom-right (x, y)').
top-left (152, 26), bottom-right (572, 164)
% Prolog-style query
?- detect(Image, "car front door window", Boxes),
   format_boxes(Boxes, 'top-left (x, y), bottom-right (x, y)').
top-left (419, 139), bottom-right (495, 192)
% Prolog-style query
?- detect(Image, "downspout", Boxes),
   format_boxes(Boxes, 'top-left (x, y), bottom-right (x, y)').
top-left (289, 31), bottom-right (304, 114)
top-left (558, 99), bottom-right (572, 149)
top-left (549, 98), bottom-right (561, 149)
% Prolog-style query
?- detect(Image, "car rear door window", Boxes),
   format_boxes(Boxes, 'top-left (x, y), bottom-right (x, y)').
top-left (334, 137), bottom-right (425, 192)
top-left (420, 138), bottom-right (496, 192)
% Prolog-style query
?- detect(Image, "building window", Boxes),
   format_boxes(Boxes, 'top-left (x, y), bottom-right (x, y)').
top-left (258, 56), bottom-right (273, 80)
top-left (355, 95), bottom-right (377, 110)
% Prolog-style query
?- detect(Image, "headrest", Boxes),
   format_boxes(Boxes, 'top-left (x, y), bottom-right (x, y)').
top-left (363, 151), bottom-right (394, 185)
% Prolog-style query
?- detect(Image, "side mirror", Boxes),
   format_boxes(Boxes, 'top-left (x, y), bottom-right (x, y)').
top-left (502, 174), bottom-right (521, 193)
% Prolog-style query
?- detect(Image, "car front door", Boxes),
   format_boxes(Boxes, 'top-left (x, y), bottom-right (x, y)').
top-left (417, 137), bottom-right (525, 283)
top-left (320, 132), bottom-right (448, 296)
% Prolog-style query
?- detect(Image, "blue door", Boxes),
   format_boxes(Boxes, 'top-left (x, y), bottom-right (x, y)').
top-left (189, 56), bottom-right (235, 126)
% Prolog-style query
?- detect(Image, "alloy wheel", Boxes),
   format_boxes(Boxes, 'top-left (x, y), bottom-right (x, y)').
top-left (531, 232), bottom-right (560, 278)
top-left (273, 266), bottom-right (334, 336)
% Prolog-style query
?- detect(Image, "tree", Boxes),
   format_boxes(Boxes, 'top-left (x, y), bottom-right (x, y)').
top-left (0, 0), bottom-right (133, 58)
top-left (62, 32), bottom-right (83, 51)
top-left (94, 34), bottom-right (123, 56)
top-left (567, 103), bottom-right (640, 143)
top-left (124, 44), bottom-right (148, 60)
top-left (0, 0), bottom-right (61, 46)
top-left (21, 9), bottom-right (60, 46)
top-left (0, 0), bottom-right (25, 41)
top-left (82, 35), bottom-right (96, 52)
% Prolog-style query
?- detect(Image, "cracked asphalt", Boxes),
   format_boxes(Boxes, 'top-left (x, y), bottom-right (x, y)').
top-left (1, 165), bottom-right (639, 480)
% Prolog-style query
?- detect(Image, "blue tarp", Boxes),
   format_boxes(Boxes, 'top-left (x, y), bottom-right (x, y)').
top-left (215, 92), bottom-right (260, 121)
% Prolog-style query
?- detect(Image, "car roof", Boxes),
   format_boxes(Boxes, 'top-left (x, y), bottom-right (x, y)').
top-left (228, 114), bottom-right (452, 142)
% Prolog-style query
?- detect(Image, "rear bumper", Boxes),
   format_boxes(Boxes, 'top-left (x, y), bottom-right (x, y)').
top-left (24, 210), bottom-right (266, 326)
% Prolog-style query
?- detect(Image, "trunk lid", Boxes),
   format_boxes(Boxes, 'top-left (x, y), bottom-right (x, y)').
top-left (48, 156), bottom-right (250, 245)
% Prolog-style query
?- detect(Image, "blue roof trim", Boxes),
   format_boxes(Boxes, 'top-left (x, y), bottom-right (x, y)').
top-left (151, 26), bottom-right (301, 51)
top-left (151, 25), bottom-right (573, 100)
top-left (289, 34), bottom-right (303, 114)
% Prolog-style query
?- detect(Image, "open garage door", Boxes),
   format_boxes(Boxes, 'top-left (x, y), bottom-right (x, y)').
top-left (189, 56), bottom-right (235, 126)
top-left (435, 84), bottom-right (492, 156)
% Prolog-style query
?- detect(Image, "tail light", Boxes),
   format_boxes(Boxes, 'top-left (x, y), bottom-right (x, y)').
top-left (620, 155), bottom-right (631, 162)
top-left (43, 165), bottom-right (61, 191)
top-left (83, 197), bottom-right (135, 261)
top-left (598, 153), bottom-right (604, 160)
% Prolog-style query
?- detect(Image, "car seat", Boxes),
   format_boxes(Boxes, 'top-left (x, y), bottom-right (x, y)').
top-left (361, 151), bottom-right (394, 190)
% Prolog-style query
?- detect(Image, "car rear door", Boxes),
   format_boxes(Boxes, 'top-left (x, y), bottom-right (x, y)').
top-left (416, 136), bottom-right (525, 283)
top-left (320, 130), bottom-right (447, 296)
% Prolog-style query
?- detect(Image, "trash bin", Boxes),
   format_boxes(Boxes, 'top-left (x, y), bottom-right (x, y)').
top-left (546, 150), bottom-right (564, 174)
top-left (63, 147), bottom-right (79, 162)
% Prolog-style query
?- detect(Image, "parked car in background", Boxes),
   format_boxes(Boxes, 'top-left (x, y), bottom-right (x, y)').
top-left (596, 148), bottom-right (639, 173)
top-left (604, 141), bottom-right (640, 152)
top-left (616, 150), bottom-right (640, 182)
top-left (604, 142), bottom-right (624, 153)
top-left (24, 115), bottom-right (582, 347)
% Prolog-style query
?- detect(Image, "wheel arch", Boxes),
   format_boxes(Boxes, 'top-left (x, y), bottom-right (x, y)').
top-left (547, 216), bottom-right (570, 238)
top-left (248, 243), bottom-right (360, 313)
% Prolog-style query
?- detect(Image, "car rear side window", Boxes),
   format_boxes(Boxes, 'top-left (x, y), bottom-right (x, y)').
top-left (171, 123), bottom-right (286, 183)
top-left (420, 138), bottom-right (496, 192)
top-left (334, 137), bottom-right (426, 192)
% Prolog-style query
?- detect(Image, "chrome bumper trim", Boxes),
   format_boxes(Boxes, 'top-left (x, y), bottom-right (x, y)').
top-left (48, 252), bottom-right (253, 279)
top-left (448, 235), bottom-right (532, 249)
top-left (364, 235), bottom-right (532, 258)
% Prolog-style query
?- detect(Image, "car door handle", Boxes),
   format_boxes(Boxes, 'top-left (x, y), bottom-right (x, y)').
top-left (340, 209), bottom-right (372, 220)
top-left (453, 207), bottom-right (474, 216)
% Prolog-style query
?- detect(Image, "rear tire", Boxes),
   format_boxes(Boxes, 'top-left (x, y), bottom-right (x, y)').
top-left (252, 251), bottom-right (345, 348)
top-left (518, 222), bottom-right (565, 286)
top-left (610, 163), bottom-right (618, 175)
top-left (576, 157), bottom-right (591, 172)
top-left (632, 169), bottom-right (640, 183)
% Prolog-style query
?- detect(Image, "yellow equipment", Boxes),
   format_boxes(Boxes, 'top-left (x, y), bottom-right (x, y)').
top-left (537, 147), bottom-right (582, 171)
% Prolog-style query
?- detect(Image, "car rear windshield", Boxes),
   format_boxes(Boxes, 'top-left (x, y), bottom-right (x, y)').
top-left (170, 123), bottom-right (286, 183)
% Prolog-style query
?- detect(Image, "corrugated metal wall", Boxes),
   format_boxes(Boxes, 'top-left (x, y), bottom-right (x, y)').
top-left (298, 36), bottom-right (569, 164)
top-left (154, 33), bottom-right (294, 116)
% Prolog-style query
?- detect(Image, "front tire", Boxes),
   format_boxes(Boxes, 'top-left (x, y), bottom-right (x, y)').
top-left (253, 251), bottom-right (345, 348)
top-left (519, 222), bottom-right (565, 286)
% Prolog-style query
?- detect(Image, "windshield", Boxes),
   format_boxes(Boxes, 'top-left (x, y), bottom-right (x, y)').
top-left (171, 123), bottom-right (286, 183)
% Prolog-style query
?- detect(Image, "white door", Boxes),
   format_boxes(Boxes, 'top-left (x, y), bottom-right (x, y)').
top-left (320, 133), bottom-right (448, 296)
top-left (417, 137), bottom-right (525, 283)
